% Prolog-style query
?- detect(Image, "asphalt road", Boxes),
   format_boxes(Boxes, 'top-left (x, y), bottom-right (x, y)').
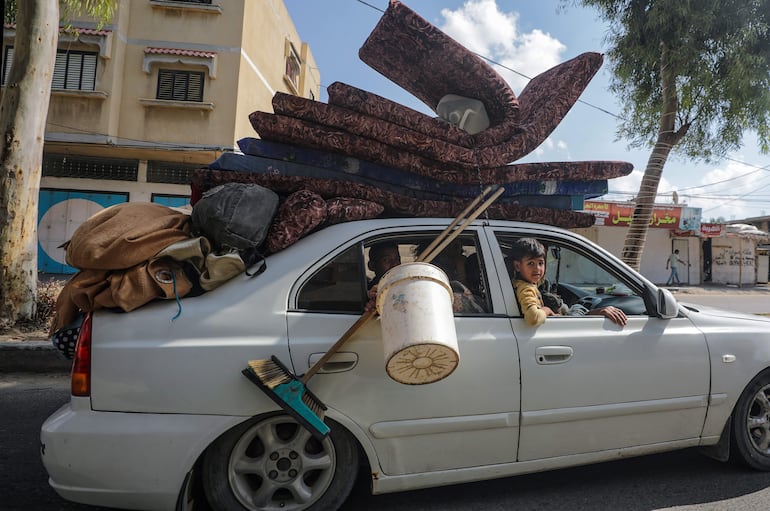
top-left (4, 373), bottom-right (770, 511)
top-left (675, 293), bottom-right (770, 315)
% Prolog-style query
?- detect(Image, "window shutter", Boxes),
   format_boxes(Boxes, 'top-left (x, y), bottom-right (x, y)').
top-left (158, 70), bottom-right (174, 100)
top-left (172, 73), bottom-right (187, 101)
top-left (157, 69), bottom-right (204, 101)
top-left (52, 53), bottom-right (67, 88)
top-left (65, 54), bottom-right (84, 89)
top-left (188, 73), bottom-right (203, 101)
top-left (81, 54), bottom-right (97, 90)
top-left (2, 47), bottom-right (13, 85)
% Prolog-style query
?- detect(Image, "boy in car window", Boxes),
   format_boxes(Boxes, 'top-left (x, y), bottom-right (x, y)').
top-left (510, 238), bottom-right (556, 326)
top-left (510, 238), bottom-right (628, 327)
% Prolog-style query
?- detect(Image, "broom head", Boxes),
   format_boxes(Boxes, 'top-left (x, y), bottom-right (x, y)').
top-left (242, 355), bottom-right (330, 440)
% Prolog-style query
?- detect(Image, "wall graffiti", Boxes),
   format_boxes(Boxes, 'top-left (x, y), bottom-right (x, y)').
top-left (712, 246), bottom-right (755, 267)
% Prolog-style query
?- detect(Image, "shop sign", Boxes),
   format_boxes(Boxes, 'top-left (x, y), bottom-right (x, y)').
top-left (584, 201), bottom-right (701, 231)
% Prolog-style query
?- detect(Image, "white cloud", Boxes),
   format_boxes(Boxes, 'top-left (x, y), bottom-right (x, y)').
top-left (685, 160), bottom-right (770, 221)
top-left (604, 159), bottom-right (770, 221)
top-left (530, 137), bottom-right (571, 159)
top-left (438, 0), bottom-right (565, 92)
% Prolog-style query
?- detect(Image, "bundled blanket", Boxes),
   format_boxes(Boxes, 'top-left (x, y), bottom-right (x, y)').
top-left (52, 203), bottom-right (196, 332)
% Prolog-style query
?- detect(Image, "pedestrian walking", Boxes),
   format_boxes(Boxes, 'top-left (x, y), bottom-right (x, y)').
top-left (666, 249), bottom-right (689, 285)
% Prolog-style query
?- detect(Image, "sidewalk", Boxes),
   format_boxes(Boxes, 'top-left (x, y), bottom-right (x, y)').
top-left (2, 282), bottom-right (770, 373)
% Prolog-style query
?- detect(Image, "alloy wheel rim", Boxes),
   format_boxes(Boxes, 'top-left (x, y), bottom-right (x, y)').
top-left (747, 383), bottom-right (770, 456)
top-left (228, 416), bottom-right (336, 511)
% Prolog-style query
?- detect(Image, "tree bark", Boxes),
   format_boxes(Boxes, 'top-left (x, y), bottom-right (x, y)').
top-left (0, 1), bottom-right (58, 327)
top-left (621, 42), bottom-right (689, 271)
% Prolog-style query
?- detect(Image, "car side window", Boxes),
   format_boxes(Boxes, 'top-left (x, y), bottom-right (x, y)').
top-left (297, 232), bottom-right (491, 315)
top-left (366, 233), bottom-right (490, 315)
top-left (497, 235), bottom-right (647, 316)
top-left (297, 245), bottom-right (366, 313)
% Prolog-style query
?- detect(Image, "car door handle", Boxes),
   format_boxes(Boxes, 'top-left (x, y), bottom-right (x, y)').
top-left (307, 351), bottom-right (359, 373)
top-left (535, 346), bottom-right (574, 365)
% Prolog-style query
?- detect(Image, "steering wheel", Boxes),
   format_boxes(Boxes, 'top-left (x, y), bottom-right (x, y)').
top-left (576, 295), bottom-right (599, 311)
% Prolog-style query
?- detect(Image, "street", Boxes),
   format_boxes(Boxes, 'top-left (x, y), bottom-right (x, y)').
top-left (674, 292), bottom-right (770, 315)
top-left (4, 373), bottom-right (770, 511)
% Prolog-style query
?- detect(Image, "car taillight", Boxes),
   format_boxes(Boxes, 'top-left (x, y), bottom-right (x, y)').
top-left (71, 312), bottom-right (92, 397)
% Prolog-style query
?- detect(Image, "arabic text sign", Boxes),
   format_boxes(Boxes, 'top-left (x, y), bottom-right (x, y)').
top-left (584, 201), bottom-right (701, 231)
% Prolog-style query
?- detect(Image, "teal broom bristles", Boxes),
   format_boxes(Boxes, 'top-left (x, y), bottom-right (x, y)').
top-left (242, 355), bottom-right (330, 440)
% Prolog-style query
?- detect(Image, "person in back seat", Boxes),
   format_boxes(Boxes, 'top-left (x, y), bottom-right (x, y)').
top-left (367, 241), bottom-right (401, 289)
top-left (418, 240), bottom-right (486, 314)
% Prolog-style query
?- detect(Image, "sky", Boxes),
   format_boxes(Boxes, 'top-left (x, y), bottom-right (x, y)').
top-left (282, 0), bottom-right (770, 223)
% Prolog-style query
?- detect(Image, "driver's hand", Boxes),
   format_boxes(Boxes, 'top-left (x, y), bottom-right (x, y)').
top-left (542, 306), bottom-right (559, 317)
top-left (599, 306), bottom-right (627, 326)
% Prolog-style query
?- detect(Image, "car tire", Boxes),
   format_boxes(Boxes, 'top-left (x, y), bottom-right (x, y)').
top-left (731, 370), bottom-right (770, 471)
top-left (201, 413), bottom-right (359, 511)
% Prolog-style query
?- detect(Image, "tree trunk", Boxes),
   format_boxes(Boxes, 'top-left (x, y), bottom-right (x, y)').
top-left (0, 1), bottom-right (58, 328)
top-left (621, 42), bottom-right (688, 271)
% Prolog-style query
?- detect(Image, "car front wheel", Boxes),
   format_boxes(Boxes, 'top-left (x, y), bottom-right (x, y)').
top-left (202, 413), bottom-right (359, 510)
top-left (731, 370), bottom-right (770, 471)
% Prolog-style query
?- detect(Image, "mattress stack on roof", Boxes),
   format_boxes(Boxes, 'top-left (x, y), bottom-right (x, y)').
top-left (192, 0), bottom-right (633, 237)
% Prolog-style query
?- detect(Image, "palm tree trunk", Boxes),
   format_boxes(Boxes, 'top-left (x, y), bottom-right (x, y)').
top-left (621, 139), bottom-right (674, 270)
top-left (621, 42), bottom-right (688, 271)
top-left (0, 1), bottom-right (58, 327)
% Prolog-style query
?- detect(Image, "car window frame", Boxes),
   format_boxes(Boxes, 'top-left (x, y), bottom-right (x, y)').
top-left (491, 229), bottom-right (656, 318)
top-left (290, 225), bottom-right (497, 316)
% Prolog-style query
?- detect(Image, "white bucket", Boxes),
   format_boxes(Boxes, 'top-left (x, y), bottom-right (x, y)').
top-left (376, 262), bottom-right (459, 385)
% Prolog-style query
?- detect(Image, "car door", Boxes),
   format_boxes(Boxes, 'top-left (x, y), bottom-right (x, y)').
top-left (491, 228), bottom-right (710, 462)
top-left (285, 224), bottom-right (521, 476)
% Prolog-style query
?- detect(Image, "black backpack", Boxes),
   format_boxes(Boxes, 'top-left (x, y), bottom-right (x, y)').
top-left (191, 182), bottom-right (279, 252)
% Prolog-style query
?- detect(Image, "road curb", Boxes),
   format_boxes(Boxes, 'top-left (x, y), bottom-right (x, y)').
top-left (0, 341), bottom-right (72, 373)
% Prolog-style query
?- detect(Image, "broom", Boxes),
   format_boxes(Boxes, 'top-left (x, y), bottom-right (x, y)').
top-left (243, 185), bottom-right (505, 440)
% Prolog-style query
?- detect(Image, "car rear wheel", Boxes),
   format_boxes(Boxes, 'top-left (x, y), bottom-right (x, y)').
top-left (731, 371), bottom-right (770, 471)
top-left (202, 413), bottom-right (359, 510)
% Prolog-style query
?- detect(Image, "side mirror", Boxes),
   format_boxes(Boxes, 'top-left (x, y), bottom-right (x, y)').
top-left (657, 288), bottom-right (679, 319)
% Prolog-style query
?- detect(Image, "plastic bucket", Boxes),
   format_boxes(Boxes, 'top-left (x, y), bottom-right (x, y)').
top-left (376, 262), bottom-right (459, 385)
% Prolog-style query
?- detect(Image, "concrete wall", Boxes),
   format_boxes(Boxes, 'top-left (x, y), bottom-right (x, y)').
top-left (710, 236), bottom-right (756, 286)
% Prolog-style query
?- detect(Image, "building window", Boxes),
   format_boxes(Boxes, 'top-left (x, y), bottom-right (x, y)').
top-left (147, 161), bottom-right (198, 184)
top-left (53, 50), bottom-right (98, 90)
top-left (2, 47), bottom-right (97, 90)
top-left (284, 41), bottom-right (301, 93)
top-left (157, 69), bottom-right (204, 102)
top-left (43, 154), bottom-right (138, 181)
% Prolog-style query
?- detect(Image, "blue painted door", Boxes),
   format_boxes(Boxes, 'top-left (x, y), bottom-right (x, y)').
top-left (38, 190), bottom-right (128, 274)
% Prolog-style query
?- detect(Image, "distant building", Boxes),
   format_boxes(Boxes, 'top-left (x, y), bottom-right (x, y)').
top-left (1, 0), bottom-right (319, 273)
top-left (578, 201), bottom-right (770, 286)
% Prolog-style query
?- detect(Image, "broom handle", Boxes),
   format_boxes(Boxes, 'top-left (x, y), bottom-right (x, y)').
top-left (415, 185), bottom-right (495, 261)
top-left (423, 186), bottom-right (505, 263)
top-left (302, 185), bottom-right (502, 383)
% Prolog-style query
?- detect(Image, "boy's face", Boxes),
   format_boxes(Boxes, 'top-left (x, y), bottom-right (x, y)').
top-left (514, 255), bottom-right (546, 285)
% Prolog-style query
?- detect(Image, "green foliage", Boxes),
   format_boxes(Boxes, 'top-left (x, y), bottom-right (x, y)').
top-left (574, 0), bottom-right (770, 162)
top-left (61, 0), bottom-right (117, 30)
top-left (3, 1), bottom-right (116, 27)
top-left (3, 1), bottom-right (17, 24)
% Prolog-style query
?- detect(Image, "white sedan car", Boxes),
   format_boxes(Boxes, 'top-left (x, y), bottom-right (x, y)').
top-left (42, 218), bottom-right (770, 511)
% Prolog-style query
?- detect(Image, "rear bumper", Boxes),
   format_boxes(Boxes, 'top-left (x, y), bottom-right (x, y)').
top-left (40, 397), bottom-right (242, 511)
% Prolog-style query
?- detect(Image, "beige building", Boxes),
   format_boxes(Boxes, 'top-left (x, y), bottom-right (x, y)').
top-left (1, 0), bottom-right (319, 272)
